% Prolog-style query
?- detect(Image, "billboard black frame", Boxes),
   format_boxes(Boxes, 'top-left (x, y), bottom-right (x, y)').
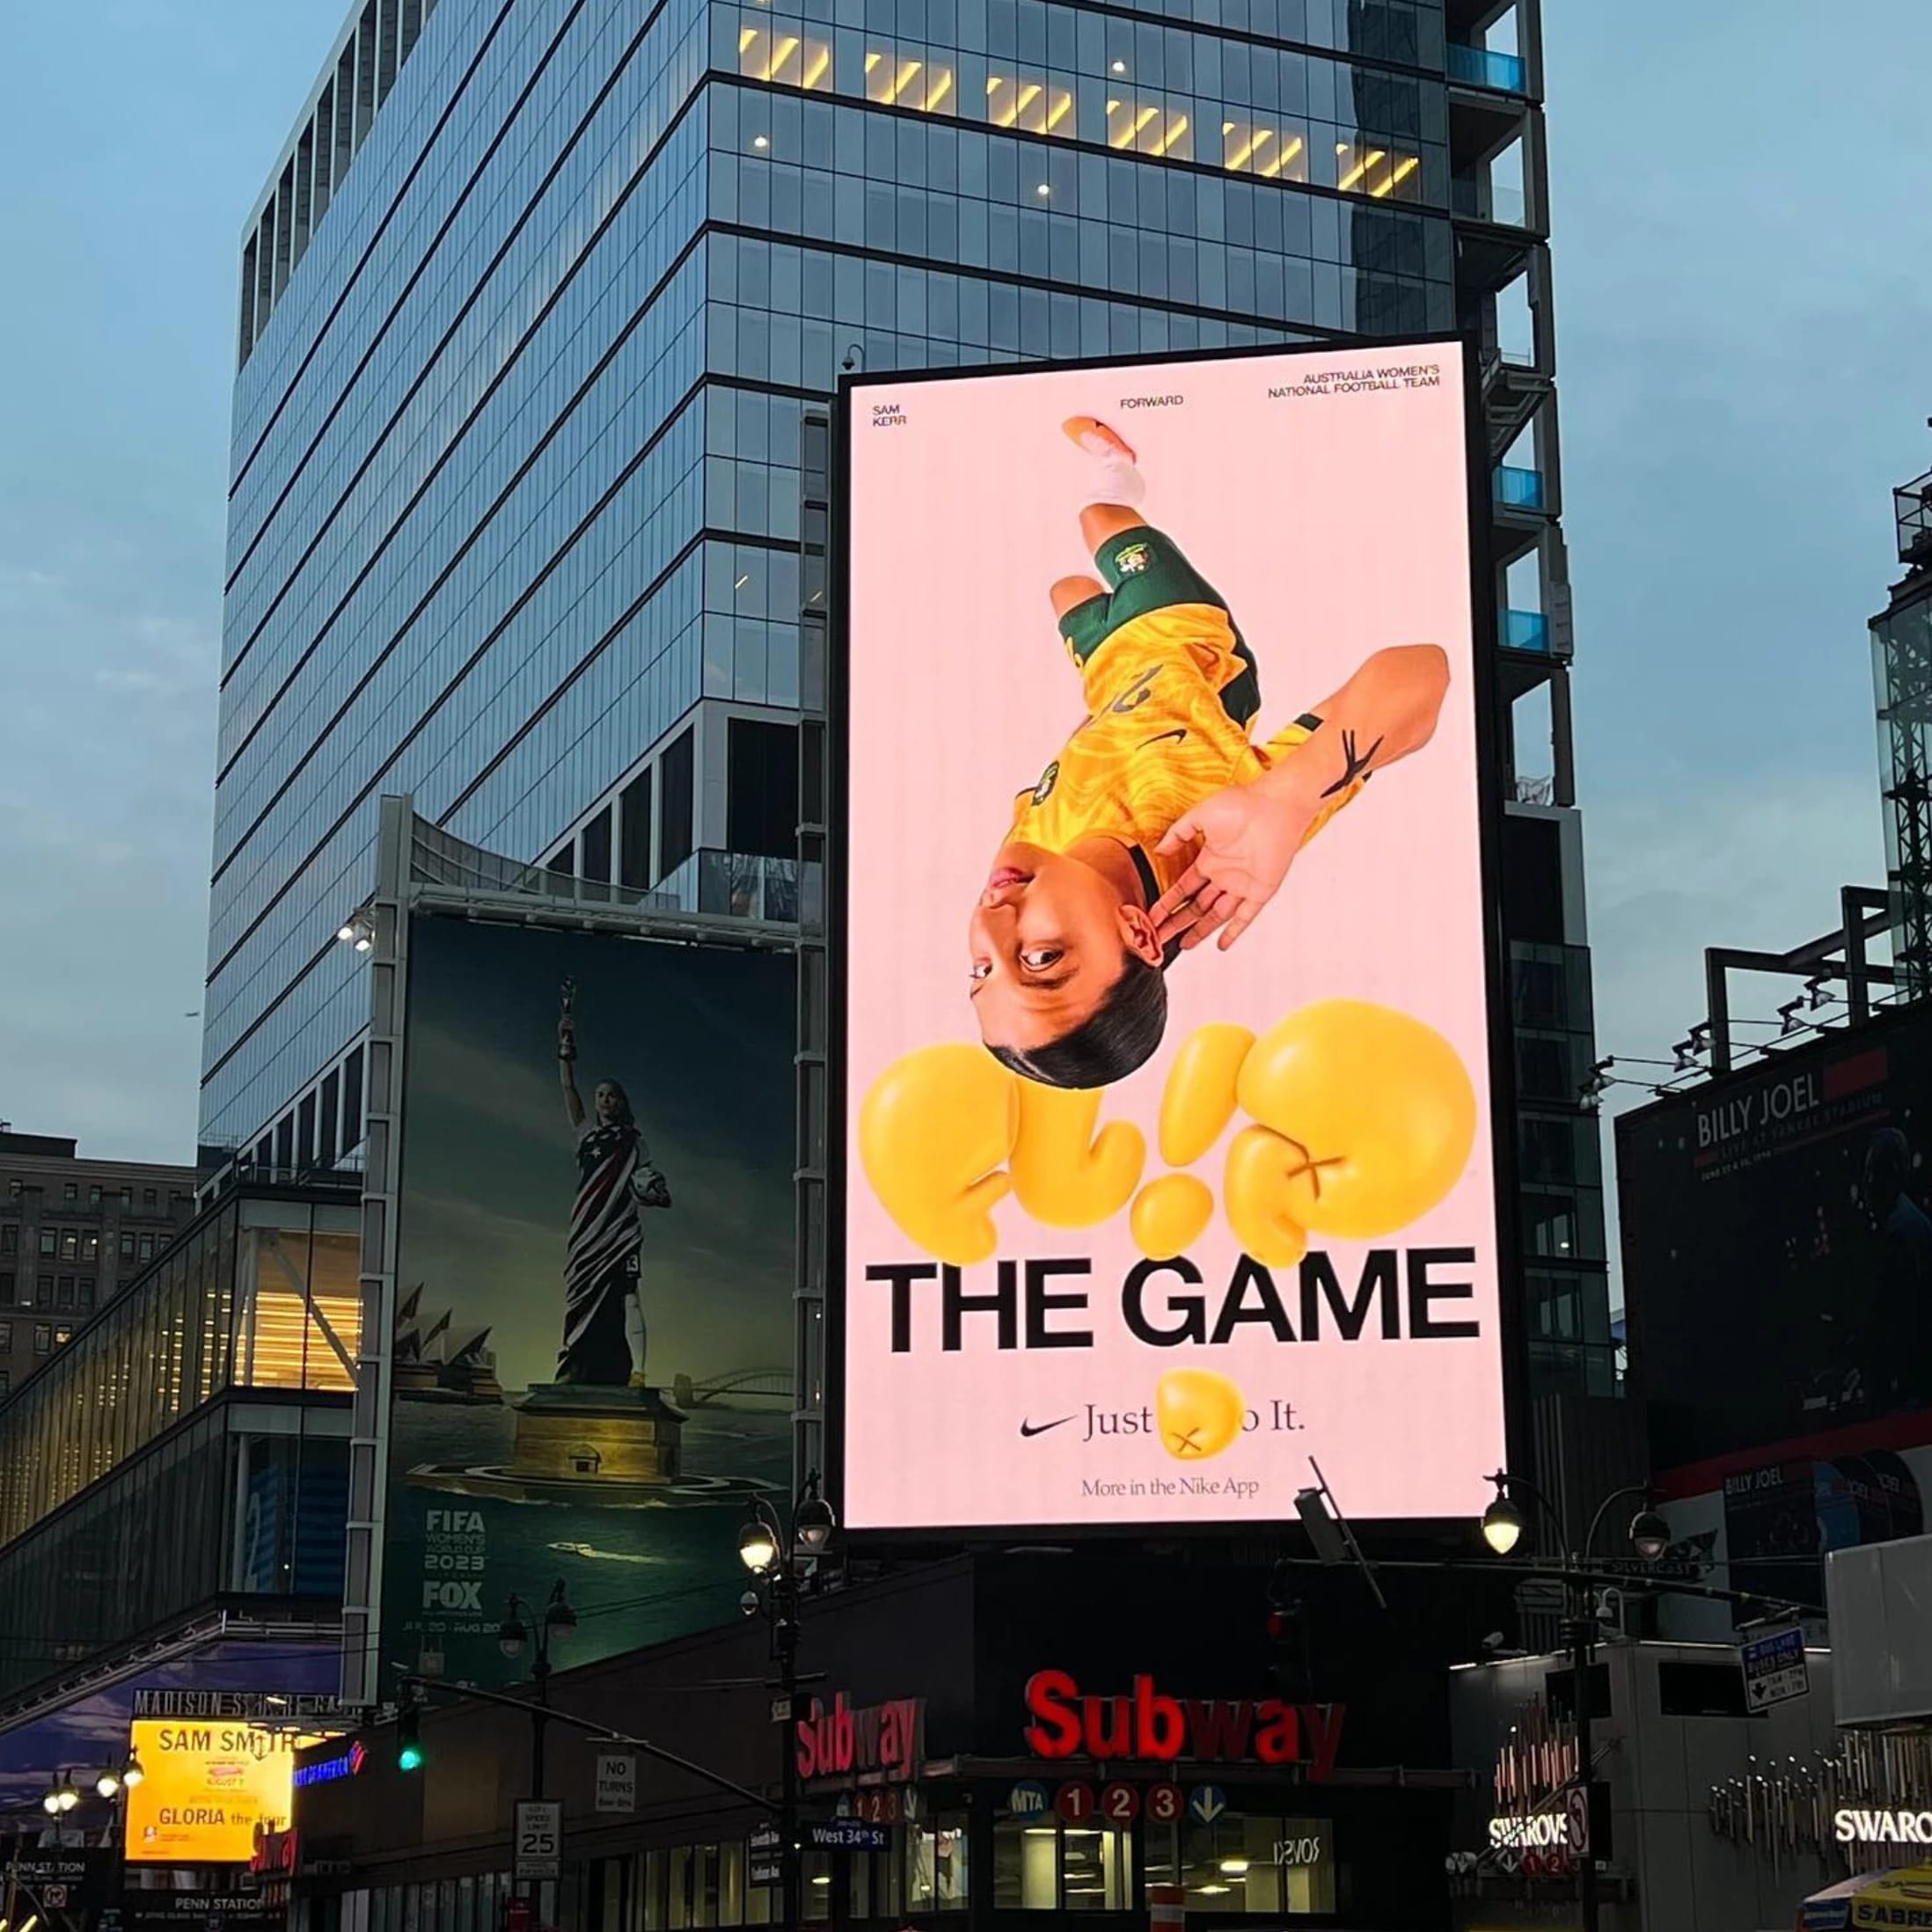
top-left (822, 333), bottom-right (1531, 1545)
top-left (1615, 997), bottom-right (1932, 1482)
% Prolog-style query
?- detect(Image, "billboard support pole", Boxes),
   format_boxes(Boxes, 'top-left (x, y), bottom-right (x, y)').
top-left (342, 792), bottom-right (416, 1709)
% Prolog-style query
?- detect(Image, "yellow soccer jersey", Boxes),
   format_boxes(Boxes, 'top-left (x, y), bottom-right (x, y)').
top-left (1011, 605), bottom-right (1365, 896)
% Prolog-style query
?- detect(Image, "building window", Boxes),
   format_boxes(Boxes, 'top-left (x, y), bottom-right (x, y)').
top-left (119, 1186), bottom-right (131, 1209)
top-left (120, 1232), bottom-right (135, 1261)
top-left (33, 1324), bottom-right (50, 1355)
top-left (1141, 1813), bottom-right (1336, 1915)
top-left (38, 1229), bottom-right (55, 1258)
top-left (88, 1184), bottom-right (101, 1208)
top-left (138, 1235), bottom-right (154, 1263)
top-left (319, 1068), bottom-right (340, 1169)
top-left (54, 1325), bottom-right (71, 1347)
top-left (62, 1183), bottom-right (77, 1204)
top-left (727, 720), bottom-right (800, 860)
top-left (55, 1277), bottom-right (74, 1310)
top-left (0, 1369), bottom-right (10, 1397)
top-left (0, 1321), bottom-right (11, 1350)
top-left (143, 1188), bottom-right (157, 1211)
top-left (0, 1224), bottom-right (14, 1254)
top-left (343, 1046), bottom-right (366, 1152)
top-left (59, 1230), bottom-right (77, 1261)
top-left (79, 1278), bottom-right (95, 1312)
top-left (910, 1815), bottom-right (970, 1913)
top-left (35, 1277), bottom-right (52, 1307)
top-left (582, 805), bottom-right (613, 884)
top-left (995, 1819), bottom-right (1127, 1912)
top-left (297, 1091), bottom-right (318, 1171)
top-left (0, 1275), bottom-right (11, 1305)
top-left (619, 772), bottom-right (654, 890)
top-left (6, 1181), bottom-right (18, 1198)
top-left (660, 728), bottom-right (696, 878)
top-left (82, 1231), bottom-right (99, 1262)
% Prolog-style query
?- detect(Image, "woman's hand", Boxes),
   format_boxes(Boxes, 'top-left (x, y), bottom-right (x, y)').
top-left (1149, 776), bottom-right (1321, 954)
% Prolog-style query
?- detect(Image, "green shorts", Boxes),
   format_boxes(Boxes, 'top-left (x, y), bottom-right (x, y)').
top-left (1057, 523), bottom-right (1261, 728)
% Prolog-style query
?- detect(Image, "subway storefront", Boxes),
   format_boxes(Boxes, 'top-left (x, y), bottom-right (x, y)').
top-left (291, 1553), bottom-right (1504, 1932)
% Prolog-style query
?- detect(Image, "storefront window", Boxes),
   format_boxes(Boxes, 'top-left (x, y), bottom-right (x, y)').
top-left (803, 1849), bottom-right (832, 1921)
top-left (694, 1846), bottom-right (720, 1928)
top-left (907, 1812), bottom-right (969, 1912)
top-left (1062, 1826), bottom-right (1129, 1911)
top-left (993, 1819), bottom-right (1128, 1910)
top-left (643, 1851), bottom-right (668, 1932)
top-left (1147, 1813), bottom-right (1336, 1915)
top-left (669, 1846), bottom-right (694, 1929)
top-left (994, 1821), bottom-right (1060, 1909)
top-left (718, 1841), bottom-right (746, 1927)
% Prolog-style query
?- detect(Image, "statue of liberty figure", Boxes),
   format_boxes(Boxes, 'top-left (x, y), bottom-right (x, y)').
top-left (554, 978), bottom-right (672, 1387)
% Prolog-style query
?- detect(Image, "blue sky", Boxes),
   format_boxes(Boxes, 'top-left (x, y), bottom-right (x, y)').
top-left (1, 0), bottom-right (1929, 1177)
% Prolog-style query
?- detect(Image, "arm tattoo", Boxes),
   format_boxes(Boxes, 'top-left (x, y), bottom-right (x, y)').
top-left (1320, 727), bottom-right (1384, 799)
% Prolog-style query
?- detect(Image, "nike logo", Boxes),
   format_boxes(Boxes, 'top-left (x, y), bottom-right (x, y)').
top-left (1138, 728), bottom-right (1188, 749)
top-left (1020, 1416), bottom-right (1076, 1438)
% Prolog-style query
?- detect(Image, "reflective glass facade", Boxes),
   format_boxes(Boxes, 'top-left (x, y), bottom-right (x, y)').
top-left (205, 0), bottom-right (1592, 1424)
top-left (0, 1188), bottom-right (357, 1701)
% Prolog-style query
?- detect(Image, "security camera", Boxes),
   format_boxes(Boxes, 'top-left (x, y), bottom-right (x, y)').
top-left (739, 1590), bottom-right (761, 1619)
top-left (1482, 1630), bottom-right (1506, 1650)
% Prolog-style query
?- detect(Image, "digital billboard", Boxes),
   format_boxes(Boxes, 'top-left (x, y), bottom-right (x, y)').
top-left (381, 918), bottom-right (794, 1687)
top-left (122, 1718), bottom-right (328, 1863)
top-left (1620, 1006), bottom-right (1932, 1614)
top-left (835, 340), bottom-right (1504, 1530)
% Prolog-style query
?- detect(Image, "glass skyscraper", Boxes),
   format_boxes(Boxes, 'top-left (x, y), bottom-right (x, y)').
top-left (207, 0), bottom-right (1607, 1389)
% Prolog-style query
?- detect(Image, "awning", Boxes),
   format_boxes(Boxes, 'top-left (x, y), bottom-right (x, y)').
top-left (1801, 1861), bottom-right (1932, 1929)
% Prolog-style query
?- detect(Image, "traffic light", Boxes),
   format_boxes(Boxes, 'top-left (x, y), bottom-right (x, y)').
top-left (397, 1689), bottom-right (424, 1773)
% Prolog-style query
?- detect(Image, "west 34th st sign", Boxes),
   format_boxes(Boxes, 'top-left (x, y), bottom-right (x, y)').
top-left (1023, 1672), bottom-right (1345, 1781)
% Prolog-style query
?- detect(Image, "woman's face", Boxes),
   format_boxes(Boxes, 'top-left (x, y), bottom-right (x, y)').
top-left (595, 1081), bottom-right (626, 1124)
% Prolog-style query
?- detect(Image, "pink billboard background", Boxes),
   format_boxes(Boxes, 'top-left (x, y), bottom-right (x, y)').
top-left (839, 341), bottom-right (1504, 1529)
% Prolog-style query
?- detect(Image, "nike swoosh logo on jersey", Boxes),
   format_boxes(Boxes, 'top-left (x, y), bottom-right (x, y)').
top-left (1139, 728), bottom-right (1188, 748)
top-left (1020, 1415), bottom-right (1076, 1438)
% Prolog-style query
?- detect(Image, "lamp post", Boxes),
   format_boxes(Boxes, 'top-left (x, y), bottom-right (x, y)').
top-left (498, 1580), bottom-right (578, 1805)
top-left (739, 1475), bottom-right (838, 1932)
top-left (1481, 1474), bottom-right (1667, 1932)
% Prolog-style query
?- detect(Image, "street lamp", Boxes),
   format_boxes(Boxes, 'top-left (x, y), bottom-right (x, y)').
top-left (1480, 1474), bottom-right (1664, 1932)
top-left (1481, 1481), bottom-right (1526, 1556)
top-left (738, 1474), bottom-right (838, 1932)
top-left (499, 1577), bottom-right (576, 1836)
top-left (1630, 1508), bottom-right (1672, 1564)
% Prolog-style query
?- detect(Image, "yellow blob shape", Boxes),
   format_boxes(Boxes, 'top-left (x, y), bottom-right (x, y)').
top-left (1156, 1368), bottom-right (1245, 1462)
top-left (859, 1044), bottom-right (1018, 1264)
top-left (1131, 1173), bottom-right (1215, 1261)
top-left (1222, 1125), bottom-right (1311, 1266)
top-left (1010, 1082), bottom-right (1145, 1228)
top-left (1160, 1023), bottom-right (1256, 1167)
top-left (1236, 999), bottom-right (1476, 1240)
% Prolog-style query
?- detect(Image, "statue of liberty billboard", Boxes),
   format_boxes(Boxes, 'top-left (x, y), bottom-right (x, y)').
top-left (554, 976), bottom-right (672, 1388)
top-left (382, 921), bottom-right (794, 1689)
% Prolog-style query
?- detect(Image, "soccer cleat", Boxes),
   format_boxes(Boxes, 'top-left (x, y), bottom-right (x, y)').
top-left (1062, 416), bottom-right (1146, 509)
top-left (1063, 416), bottom-right (1137, 463)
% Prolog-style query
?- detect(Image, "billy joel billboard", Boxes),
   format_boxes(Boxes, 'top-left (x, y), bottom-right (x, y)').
top-left (1621, 1006), bottom-right (1932, 1480)
top-left (383, 917), bottom-right (794, 1686)
top-left (833, 340), bottom-right (1507, 1531)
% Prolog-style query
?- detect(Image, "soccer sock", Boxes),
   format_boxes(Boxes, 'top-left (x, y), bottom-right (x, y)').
top-left (1075, 431), bottom-right (1147, 508)
top-left (625, 1293), bottom-right (646, 1379)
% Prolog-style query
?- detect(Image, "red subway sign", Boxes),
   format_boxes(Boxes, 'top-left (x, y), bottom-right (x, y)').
top-left (1023, 1671), bottom-right (1344, 1781)
top-left (795, 1693), bottom-right (926, 1783)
